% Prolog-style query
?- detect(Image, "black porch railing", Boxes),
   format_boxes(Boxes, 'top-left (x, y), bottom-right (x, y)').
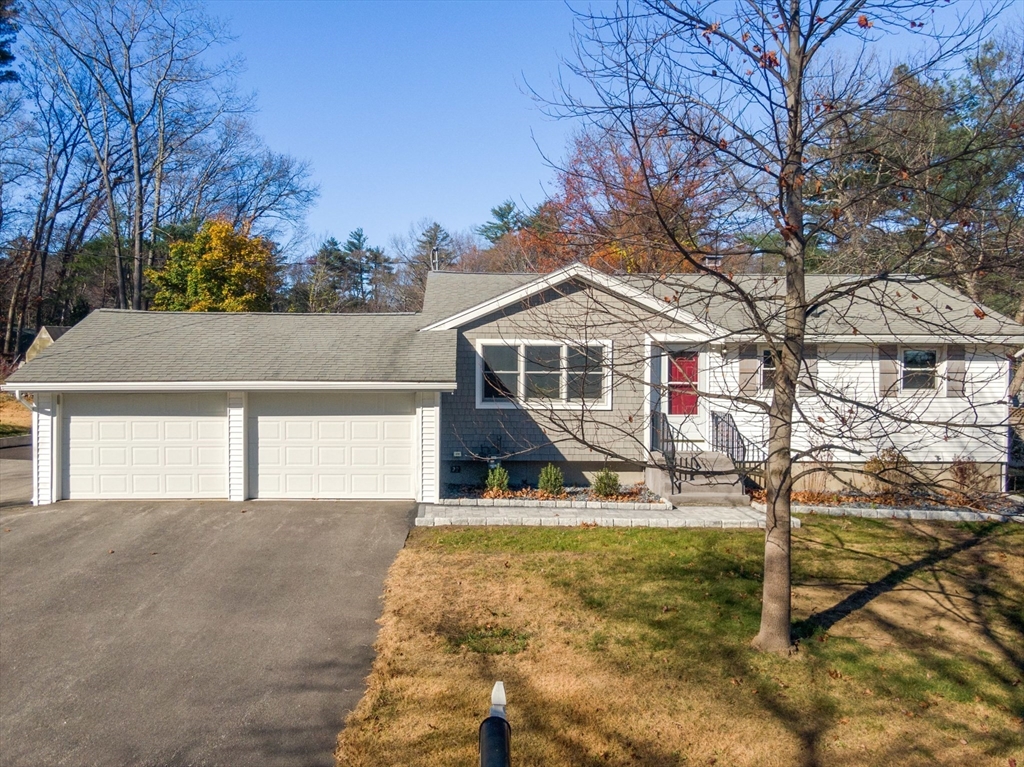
top-left (709, 411), bottom-right (767, 476)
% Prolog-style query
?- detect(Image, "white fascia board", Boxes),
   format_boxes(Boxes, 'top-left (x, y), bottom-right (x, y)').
top-left (419, 263), bottom-right (725, 336)
top-left (651, 331), bottom-right (1024, 345)
top-left (0, 380), bottom-right (457, 394)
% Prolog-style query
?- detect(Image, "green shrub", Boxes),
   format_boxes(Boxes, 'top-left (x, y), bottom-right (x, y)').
top-left (538, 463), bottom-right (564, 496)
top-left (592, 467), bottom-right (620, 498)
top-left (485, 465), bottom-right (510, 493)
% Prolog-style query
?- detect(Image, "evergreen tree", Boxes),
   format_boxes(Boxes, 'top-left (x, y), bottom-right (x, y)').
top-left (476, 200), bottom-right (524, 244)
top-left (0, 0), bottom-right (17, 85)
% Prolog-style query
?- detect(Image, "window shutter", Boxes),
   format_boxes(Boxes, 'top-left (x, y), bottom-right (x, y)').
top-left (878, 344), bottom-right (898, 398)
top-left (798, 344), bottom-right (818, 397)
top-left (739, 344), bottom-right (759, 396)
top-left (946, 344), bottom-right (965, 397)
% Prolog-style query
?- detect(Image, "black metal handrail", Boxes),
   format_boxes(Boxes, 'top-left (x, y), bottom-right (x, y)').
top-left (709, 411), bottom-right (767, 475)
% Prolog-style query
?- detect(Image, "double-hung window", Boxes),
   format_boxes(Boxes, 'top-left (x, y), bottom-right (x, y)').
top-left (902, 348), bottom-right (937, 391)
top-left (479, 341), bottom-right (610, 408)
top-left (761, 349), bottom-right (777, 391)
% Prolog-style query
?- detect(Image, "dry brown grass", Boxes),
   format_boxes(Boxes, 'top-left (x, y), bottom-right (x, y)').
top-left (0, 393), bottom-right (31, 436)
top-left (336, 519), bottom-right (1024, 767)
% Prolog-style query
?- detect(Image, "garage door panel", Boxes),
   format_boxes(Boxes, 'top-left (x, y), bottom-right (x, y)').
top-left (132, 475), bottom-right (160, 494)
top-left (69, 447), bottom-right (95, 466)
top-left (99, 447), bottom-right (127, 466)
top-left (99, 422), bottom-right (127, 441)
top-left (319, 422), bottom-right (346, 440)
top-left (384, 446), bottom-right (411, 466)
top-left (99, 475), bottom-right (129, 494)
top-left (132, 421), bottom-right (159, 440)
top-left (63, 393), bottom-right (228, 500)
top-left (165, 447), bottom-right (194, 466)
top-left (164, 422), bottom-right (193, 441)
top-left (198, 446), bottom-right (225, 466)
top-left (132, 447), bottom-right (160, 465)
top-left (384, 421), bottom-right (412, 441)
top-left (198, 475), bottom-right (226, 493)
top-left (350, 422), bottom-right (379, 441)
top-left (249, 392), bottom-right (415, 500)
top-left (384, 475), bottom-right (412, 494)
top-left (285, 446), bottom-right (314, 465)
top-left (318, 447), bottom-right (347, 465)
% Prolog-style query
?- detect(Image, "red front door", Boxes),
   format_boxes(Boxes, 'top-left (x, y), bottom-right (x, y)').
top-left (668, 352), bottom-right (699, 416)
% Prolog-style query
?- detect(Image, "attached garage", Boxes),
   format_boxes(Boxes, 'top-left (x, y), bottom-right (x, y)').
top-left (3, 309), bottom-right (454, 506)
top-left (248, 391), bottom-right (416, 499)
top-left (62, 393), bottom-right (228, 500)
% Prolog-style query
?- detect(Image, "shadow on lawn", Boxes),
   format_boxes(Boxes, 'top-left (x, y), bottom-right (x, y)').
top-left (793, 522), bottom-right (1000, 639)
top-left (547, 522), bottom-right (1023, 766)
top-left (793, 521), bottom-right (1024, 696)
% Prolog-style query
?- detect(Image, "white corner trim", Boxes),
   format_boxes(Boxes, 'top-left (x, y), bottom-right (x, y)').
top-left (1, 380), bottom-right (457, 394)
top-left (419, 263), bottom-right (725, 336)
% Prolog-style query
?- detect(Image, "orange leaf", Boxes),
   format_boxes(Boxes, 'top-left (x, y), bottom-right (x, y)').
top-left (857, 14), bottom-right (872, 28)
top-left (973, 307), bottom-right (986, 320)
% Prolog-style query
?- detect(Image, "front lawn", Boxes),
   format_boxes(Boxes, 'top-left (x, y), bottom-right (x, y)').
top-left (336, 517), bottom-right (1023, 767)
top-left (0, 393), bottom-right (31, 437)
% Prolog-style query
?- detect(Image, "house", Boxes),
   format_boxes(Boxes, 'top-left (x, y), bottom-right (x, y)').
top-left (23, 326), bottom-right (71, 363)
top-left (4, 264), bottom-right (1023, 505)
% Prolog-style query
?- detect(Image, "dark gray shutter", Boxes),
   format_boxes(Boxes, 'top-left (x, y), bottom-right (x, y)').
top-left (798, 343), bottom-right (817, 397)
top-left (739, 344), bottom-right (759, 396)
top-left (946, 344), bottom-right (965, 397)
top-left (878, 344), bottom-right (898, 398)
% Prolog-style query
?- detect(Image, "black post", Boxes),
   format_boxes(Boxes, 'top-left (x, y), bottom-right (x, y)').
top-left (479, 682), bottom-right (510, 767)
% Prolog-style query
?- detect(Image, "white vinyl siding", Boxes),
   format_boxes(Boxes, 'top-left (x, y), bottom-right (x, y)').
top-left (32, 393), bottom-right (58, 505)
top-left (247, 391), bottom-right (416, 500)
top-left (697, 344), bottom-right (1010, 465)
top-left (62, 393), bottom-right (228, 499)
top-left (227, 391), bottom-right (246, 501)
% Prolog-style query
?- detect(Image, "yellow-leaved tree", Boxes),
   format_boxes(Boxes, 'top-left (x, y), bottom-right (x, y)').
top-left (148, 221), bottom-right (278, 312)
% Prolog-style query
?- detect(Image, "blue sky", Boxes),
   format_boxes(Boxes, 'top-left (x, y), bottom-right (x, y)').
top-left (209, 1), bottom-right (593, 248)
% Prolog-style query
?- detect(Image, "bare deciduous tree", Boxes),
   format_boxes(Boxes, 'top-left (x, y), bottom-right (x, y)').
top-left (535, 0), bottom-right (1024, 653)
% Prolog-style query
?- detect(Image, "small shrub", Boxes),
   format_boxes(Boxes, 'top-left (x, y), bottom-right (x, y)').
top-left (538, 463), bottom-right (564, 496)
top-left (949, 456), bottom-right (984, 494)
top-left (864, 448), bottom-right (918, 496)
top-left (592, 467), bottom-right (620, 498)
top-left (485, 465), bottom-right (510, 493)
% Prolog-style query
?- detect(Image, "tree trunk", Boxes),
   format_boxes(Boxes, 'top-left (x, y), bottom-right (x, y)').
top-left (130, 123), bottom-right (145, 310)
top-left (752, 0), bottom-right (807, 654)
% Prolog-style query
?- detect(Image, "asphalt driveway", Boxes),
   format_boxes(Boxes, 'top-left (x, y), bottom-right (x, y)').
top-left (0, 450), bottom-right (413, 767)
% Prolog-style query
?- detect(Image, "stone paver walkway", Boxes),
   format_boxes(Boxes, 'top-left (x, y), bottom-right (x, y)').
top-left (415, 503), bottom-right (800, 529)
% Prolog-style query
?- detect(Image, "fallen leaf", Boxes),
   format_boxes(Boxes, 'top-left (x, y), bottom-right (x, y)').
top-left (973, 307), bottom-right (987, 319)
top-left (109, 550), bottom-right (115, 554)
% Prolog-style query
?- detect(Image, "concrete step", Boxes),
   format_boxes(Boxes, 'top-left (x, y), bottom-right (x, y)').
top-left (669, 492), bottom-right (751, 508)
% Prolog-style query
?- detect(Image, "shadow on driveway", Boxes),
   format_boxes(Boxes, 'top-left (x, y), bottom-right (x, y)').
top-left (0, 498), bottom-right (414, 767)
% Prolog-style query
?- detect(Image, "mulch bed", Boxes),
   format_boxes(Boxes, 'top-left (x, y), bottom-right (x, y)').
top-left (445, 482), bottom-right (662, 505)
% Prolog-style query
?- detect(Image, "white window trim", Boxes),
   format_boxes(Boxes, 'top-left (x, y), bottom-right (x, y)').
top-left (899, 345), bottom-right (942, 393)
top-left (474, 338), bottom-right (614, 411)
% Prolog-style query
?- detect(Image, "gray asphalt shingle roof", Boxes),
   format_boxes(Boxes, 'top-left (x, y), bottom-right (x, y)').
top-left (7, 269), bottom-right (1021, 387)
top-left (619, 274), bottom-right (1024, 339)
top-left (8, 311), bottom-right (456, 384)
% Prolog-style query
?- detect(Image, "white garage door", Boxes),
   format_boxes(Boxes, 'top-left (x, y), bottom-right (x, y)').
top-left (249, 392), bottom-right (415, 499)
top-left (63, 393), bottom-right (228, 499)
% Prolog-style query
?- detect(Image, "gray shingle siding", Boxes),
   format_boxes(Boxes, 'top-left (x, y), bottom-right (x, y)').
top-left (441, 282), bottom-right (679, 464)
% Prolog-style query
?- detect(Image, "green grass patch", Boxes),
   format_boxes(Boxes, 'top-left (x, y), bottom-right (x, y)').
top-left (0, 423), bottom-right (29, 438)
top-left (444, 625), bottom-right (530, 654)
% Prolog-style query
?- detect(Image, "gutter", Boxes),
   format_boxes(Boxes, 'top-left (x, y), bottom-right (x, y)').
top-left (0, 380), bottom-right (457, 394)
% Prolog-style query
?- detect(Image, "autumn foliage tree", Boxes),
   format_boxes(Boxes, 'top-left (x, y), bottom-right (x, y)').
top-left (148, 220), bottom-right (277, 312)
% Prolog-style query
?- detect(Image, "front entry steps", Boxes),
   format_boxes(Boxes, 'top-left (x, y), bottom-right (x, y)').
top-left (646, 451), bottom-right (753, 509)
